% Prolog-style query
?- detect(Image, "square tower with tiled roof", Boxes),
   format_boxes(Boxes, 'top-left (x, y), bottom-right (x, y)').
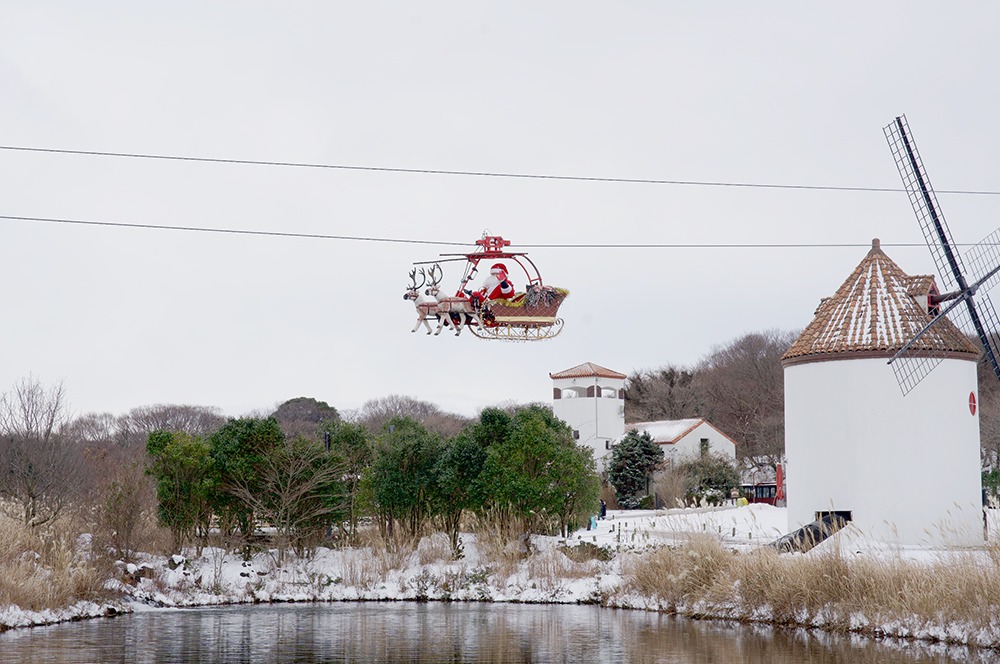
top-left (782, 239), bottom-right (983, 546)
top-left (550, 362), bottom-right (626, 469)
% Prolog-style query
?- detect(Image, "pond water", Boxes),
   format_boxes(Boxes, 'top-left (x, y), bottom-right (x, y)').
top-left (0, 602), bottom-right (980, 663)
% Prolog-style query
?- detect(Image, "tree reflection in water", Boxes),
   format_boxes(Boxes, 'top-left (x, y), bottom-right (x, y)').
top-left (0, 603), bottom-right (984, 663)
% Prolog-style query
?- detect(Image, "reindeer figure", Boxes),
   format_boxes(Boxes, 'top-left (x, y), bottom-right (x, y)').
top-left (403, 268), bottom-right (440, 334)
top-left (424, 263), bottom-right (481, 336)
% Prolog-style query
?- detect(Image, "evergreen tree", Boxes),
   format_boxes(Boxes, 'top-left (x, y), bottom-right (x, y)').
top-left (480, 405), bottom-right (600, 535)
top-left (321, 420), bottom-right (371, 537)
top-left (434, 430), bottom-right (488, 551)
top-left (208, 417), bottom-right (285, 543)
top-left (146, 430), bottom-right (214, 552)
top-left (363, 417), bottom-right (443, 538)
top-left (608, 430), bottom-right (664, 509)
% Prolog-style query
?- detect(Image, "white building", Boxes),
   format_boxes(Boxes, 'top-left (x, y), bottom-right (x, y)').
top-left (782, 239), bottom-right (984, 546)
top-left (624, 419), bottom-right (737, 463)
top-left (550, 362), bottom-right (626, 468)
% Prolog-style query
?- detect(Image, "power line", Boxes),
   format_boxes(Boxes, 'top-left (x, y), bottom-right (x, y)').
top-left (2, 145), bottom-right (999, 196)
top-left (0, 214), bottom-right (469, 246)
top-left (0, 213), bottom-right (975, 249)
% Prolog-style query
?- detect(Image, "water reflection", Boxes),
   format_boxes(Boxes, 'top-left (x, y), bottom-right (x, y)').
top-left (0, 602), bottom-right (981, 663)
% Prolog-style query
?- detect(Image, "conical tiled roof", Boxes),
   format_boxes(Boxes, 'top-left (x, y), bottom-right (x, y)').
top-left (549, 362), bottom-right (626, 380)
top-left (782, 239), bottom-right (979, 364)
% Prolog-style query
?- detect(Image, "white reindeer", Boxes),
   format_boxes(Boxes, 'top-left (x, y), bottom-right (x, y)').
top-left (403, 268), bottom-right (440, 334)
top-left (423, 263), bottom-right (481, 336)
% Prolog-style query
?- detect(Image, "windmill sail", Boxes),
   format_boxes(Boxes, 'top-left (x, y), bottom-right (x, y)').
top-left (884, 115), bottom-right (1000, 393)
top-left (963, 227), bottom-right (1000, 295)
top-left (884, 116), bottom-right (965, 292)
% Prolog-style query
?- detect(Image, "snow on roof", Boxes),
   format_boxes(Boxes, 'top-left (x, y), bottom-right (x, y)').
top-left (625, 418), bottom-right (741, 448)
top-left (625, 418), bottom-right (704, 444)
top-left (549, 362), bottom-right (627, 380)
top-left (782, 238), bottom-right (979, 364)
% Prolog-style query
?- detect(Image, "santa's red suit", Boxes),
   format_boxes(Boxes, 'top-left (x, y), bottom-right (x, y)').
top-left (471, 264), bottom-right (515, 306)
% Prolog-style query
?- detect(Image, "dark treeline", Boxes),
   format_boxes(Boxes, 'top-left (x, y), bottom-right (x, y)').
top-left (625, 330), bottom-right (796, 461)
top-left (0, 377), bottom-right (600, 566)
top-left (627, 329), bottom-right (1000, 467)
top-left (147, 404), bottom-right (599, 563)
top-left (7, 326), bottom-right (1000, 565)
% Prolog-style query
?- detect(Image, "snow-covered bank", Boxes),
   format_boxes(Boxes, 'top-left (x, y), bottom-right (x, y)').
top-left (5, 504), bottom-right (1000, 651)
top-left (0, 601), bottom-right (124, 631)
top-left (111, 505), bottom-right (788, 608)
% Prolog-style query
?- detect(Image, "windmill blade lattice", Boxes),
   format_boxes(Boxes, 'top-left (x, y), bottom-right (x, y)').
top-left (953, 291), bottom-right (1000, 380)
top-left (884, 116), bottom-right (965, 293)
top-left (889, 350), bottom-right (943, 397)
top-left (884, 115), bottom-right (1000, 392)
top-left (889, 292), bottom-right (1000, 395)
top-left (963, 227), bottom-right (1000, 294)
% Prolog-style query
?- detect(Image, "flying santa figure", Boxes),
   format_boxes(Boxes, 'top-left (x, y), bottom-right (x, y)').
top-left (469, 263), bottom-right (515, 308)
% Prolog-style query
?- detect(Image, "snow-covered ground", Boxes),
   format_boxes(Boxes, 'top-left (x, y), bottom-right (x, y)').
top-left (4, 504), bottom-right (1000, 642)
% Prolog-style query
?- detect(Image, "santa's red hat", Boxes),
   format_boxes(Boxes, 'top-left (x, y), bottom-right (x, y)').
top-left (490, 263), bottom-right (506, 275)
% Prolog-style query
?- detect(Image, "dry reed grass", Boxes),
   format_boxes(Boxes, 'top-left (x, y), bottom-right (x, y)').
top-left (621, 534), bottom-right (734, 608)
top-left (621, 535), bottom-right (1000, 641)
top-left (526, 549), bottom-right (598, 592)
top-left (416, 533), bottom-right (452, 565)
top-left (350, 525), bottom-right (419, 577)
top-left (338, 551), bottom-right (377, 590)
top-left (473, 522), bottom-right (527, 579)
top-left (0, 515), bottom-right (113, 611)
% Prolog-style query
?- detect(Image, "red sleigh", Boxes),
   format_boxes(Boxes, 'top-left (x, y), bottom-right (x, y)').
top-left (404, 235), bottom-right (568, 341)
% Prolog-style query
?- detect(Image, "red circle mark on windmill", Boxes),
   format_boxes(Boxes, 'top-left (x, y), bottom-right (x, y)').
top-left (970, 392), bottom-right (977, 416)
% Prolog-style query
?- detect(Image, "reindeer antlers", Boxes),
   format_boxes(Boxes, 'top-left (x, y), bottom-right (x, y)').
top-left (407, 267), bottom-right (426, 290)
top-left (407, 263), bottom-right (443, 290)
top-left (426, 263), bottom-right (444, 287)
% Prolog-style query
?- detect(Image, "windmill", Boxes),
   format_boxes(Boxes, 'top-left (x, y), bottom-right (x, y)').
top-left (883, 115), bottom-right (1000, 394)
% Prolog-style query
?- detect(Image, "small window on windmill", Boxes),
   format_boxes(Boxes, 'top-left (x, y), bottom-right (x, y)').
top-left (928, 282), bottom-right (941, 317)
top-left (699, 438), bottom-right (710, 456)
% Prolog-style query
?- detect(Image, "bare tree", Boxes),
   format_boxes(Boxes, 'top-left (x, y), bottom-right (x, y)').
top-left (227, 437), bottom-right (347, 565)
top-left (0, 377), bottom-right (92, 528)
top-left (625, 366), bottom-right (703, 423)
top-left (978, 345), bottom-right (1000, 469)
top-left (650, 464), bottom-right (689, 509)
top-left (349, 395), bottom-right (468, 437)
top-left (623, 330), bottom-right (797, 460)
top-left (695, 330), bottom-right (797, 460)
top-left (421, 411), bottom-right (470, 439)
top-left (981, 399), bottom-right (1000, 470)
top-left (96, 460), bottom-right (155, 562)
top-left (114, 404), bottom-right (226, 448)
top-left (63, 412), bottom-right (118, 445)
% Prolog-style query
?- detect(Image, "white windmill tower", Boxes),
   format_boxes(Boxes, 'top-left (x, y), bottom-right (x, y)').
top-left (782, 239), bottom-right (983, 546)
top-left (782, 116), bottom-right (1000, 547)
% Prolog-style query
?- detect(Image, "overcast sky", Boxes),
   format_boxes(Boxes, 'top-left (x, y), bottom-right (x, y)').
top-left (2, 3), bottom-right (999, 420)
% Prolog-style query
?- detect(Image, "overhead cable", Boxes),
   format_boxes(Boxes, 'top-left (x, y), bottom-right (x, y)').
top-left (0, 214), bottom-right (971, 249)
top-left (1, 145), bottom-right (998, 196)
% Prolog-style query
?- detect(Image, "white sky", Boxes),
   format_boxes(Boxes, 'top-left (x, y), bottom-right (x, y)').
top-left (2, 3), bottom-right (999, 420)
